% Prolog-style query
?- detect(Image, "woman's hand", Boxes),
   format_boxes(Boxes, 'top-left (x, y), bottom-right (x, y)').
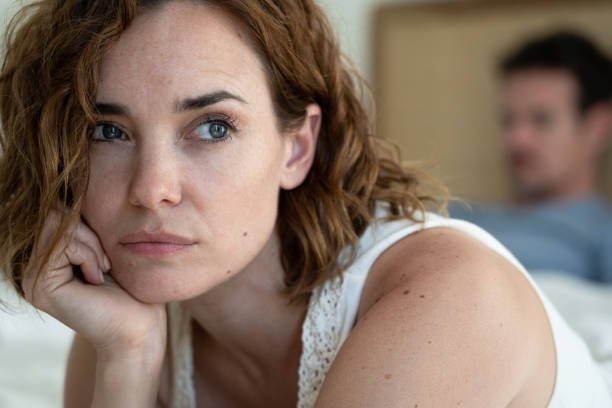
top-left (24, 209), bottom-right (167, 407)
top-left (21, 208), bottom-right (167, 361)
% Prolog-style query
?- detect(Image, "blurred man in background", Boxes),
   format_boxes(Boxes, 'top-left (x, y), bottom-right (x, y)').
top-left (452, 30), bottom-right (612, 282)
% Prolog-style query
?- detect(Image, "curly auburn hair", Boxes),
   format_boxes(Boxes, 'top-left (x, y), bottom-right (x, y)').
top-left (0, 0), bottom-right (444, 304)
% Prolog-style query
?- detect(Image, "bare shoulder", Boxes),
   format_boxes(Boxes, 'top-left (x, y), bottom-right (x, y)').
top-left (314, 226), bottom-right (556, 407)
top-left (357, 226), bottom-right (531, 318)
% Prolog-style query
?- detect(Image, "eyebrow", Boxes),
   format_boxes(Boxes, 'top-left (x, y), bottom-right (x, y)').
top-left (94, 90), bottom-right (247, 117)
top-left (175, 90), bottom-right (247, 112)
top-left (95, 102), bottom-right (130, 116)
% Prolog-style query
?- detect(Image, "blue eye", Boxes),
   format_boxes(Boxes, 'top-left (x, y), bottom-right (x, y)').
top-left (93, 123), bottom-right (126, 141)
top-left (196, 122), bottom-right (228, 141)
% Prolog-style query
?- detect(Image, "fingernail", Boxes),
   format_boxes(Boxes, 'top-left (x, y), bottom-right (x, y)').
top-left (98, 269), bottom-right (105, 285)
top-left (103, 255), bottom-right (111, 271)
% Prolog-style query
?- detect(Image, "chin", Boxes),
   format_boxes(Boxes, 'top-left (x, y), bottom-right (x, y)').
top-left (109, 263), bottom-right (221, 304)
top-left (514, 182), bottom-right (552, 201)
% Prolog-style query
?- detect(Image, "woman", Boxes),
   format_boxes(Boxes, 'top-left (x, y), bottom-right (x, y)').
top-left (0, 0), bottom-right (609, 407)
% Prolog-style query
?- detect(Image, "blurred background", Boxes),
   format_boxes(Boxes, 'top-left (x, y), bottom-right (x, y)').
top-left (371, 0), bottom-right (612, 202)
top-left (2, 0), bottom-right (612, 407)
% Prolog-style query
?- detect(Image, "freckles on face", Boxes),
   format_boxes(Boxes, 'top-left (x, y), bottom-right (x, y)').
top-left (81, 3), bottom-right (291, 303)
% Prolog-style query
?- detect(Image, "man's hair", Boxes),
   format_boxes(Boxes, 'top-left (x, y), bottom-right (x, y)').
top-left (500, 30), bottom-right (612, 113)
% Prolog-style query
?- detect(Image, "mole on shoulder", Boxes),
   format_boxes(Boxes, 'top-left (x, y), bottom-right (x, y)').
top-left (226, 270), bottom-right (232, 275)
top-left (243, 231), bottom-right (248, 237)
top-left (419, 294), bottom-right (425, 299)
top-left (384, 373), bottom-right (392, 380)
top-left (403, 289), bottom-right (410, 295)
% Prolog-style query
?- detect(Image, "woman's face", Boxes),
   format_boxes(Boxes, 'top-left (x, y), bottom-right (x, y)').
top-left (82, 2), bottom-right (300, 303)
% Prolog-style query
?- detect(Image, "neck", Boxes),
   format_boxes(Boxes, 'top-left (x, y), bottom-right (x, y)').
top-left (181, 233), bottom-right (307, 377)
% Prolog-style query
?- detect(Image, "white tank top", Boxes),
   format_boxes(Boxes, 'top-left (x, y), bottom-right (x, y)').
top-left (166, 211), bottom-right (612, 407)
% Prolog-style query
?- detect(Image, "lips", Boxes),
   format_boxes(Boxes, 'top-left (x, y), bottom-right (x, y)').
top-left (119, 231), bottom-right (196, 256)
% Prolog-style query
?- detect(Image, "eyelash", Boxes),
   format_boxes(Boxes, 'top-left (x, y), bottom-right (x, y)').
top-left (91, 121), bottom-right (127, 143)
top-left (190, 113), bottom-right (237, 144)
top-left (91, 113), bottom-right (238, 144)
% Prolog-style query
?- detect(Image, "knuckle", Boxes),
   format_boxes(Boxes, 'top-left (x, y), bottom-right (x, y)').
top-left (85, 247), bottom-right (99, 266)
top-left (67, 240), bottom-right (82, 259)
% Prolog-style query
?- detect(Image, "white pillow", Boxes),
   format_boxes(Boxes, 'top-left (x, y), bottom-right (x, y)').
top-left (0, 280), bottom-right (74, 408)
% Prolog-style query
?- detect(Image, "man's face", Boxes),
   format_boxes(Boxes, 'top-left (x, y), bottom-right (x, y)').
top-left (500, 69), bottom-right (588, 200)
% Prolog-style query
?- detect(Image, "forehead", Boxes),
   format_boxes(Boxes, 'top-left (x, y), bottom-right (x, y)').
top-left (97, 2), bottom-right (268, 109)
top-left (501, 69), bottom-right (578, 110)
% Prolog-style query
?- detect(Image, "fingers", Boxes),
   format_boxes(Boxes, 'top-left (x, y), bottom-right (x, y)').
top-left (37, 209), bottom-right (65, 253)
top-left (41, 207), bottom-right (111, 278)
top-left (75, 223), bottom-right (111, 273)
top-left (65, 240), bottom-right (106, 285)
top-left (23, 208), bottom-right (110, 305)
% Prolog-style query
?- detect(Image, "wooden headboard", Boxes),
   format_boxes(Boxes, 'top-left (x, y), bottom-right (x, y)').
top-left (374, 0), bottom-right (612, 202)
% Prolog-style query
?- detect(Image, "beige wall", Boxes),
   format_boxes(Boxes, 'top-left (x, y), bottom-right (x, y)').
top-left (375, 0), bottom-right (612, 202)
top-left (318, 0), bottom-right (427, 80)
top-left (0, 0), bottom-right (425, 80)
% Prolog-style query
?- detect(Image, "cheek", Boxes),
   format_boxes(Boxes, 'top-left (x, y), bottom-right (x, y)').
top-left (185, 143), bottom-right (283, 254)
top-left (545, 132), bottom-right (577, 169)
top-left (109, 184), bottom-right (281, 303)
top-left (187, 133), bottom-right (286, 212)
top-left (81, 152), bottom-right (129, 244)
top-left (96, 142), bottom-right (286, 303)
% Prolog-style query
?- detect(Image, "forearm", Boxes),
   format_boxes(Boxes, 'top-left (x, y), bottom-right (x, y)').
top-left (91, 349), bottom-right (164, 408)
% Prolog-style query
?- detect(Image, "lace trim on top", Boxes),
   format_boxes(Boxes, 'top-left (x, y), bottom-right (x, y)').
top-left (297, 275), bottom-right (345, 408)
top-left (167, 211), bottom-right (403, 408)
top-left (167, 273), bottom-right (348, 408)
top-left (168, 302), bottom-right (196, 408)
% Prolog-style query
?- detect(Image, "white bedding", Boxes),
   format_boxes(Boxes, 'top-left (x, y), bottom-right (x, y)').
top-left (532, 272), bottom-right (612, 376)
top-left (0, 281), bottom-right (74, 408)
top-left (0, 274), bottom-right (611, 407)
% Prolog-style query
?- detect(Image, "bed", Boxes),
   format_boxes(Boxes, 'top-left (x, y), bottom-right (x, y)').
top-left (2, 0), bottom-right (612, 406)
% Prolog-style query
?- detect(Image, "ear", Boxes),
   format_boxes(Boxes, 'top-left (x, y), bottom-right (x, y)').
top-left (583, 103), bottom-right (612, 156)
top-left (279, 103), bottom-right (321, 190)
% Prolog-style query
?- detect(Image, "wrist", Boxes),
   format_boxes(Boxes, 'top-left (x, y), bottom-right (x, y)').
top-left (96, 334), bottom-right (166, 368)
top-left (93, 346), bottom-right (165, 408)
top-left (95, 311), bottom-right (167, 366)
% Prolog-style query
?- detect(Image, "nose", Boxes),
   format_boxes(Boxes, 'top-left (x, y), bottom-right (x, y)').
top-left (503, 122), bottom-right (535, 152)
top-left (128, 143), bottom-right (182, 210)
